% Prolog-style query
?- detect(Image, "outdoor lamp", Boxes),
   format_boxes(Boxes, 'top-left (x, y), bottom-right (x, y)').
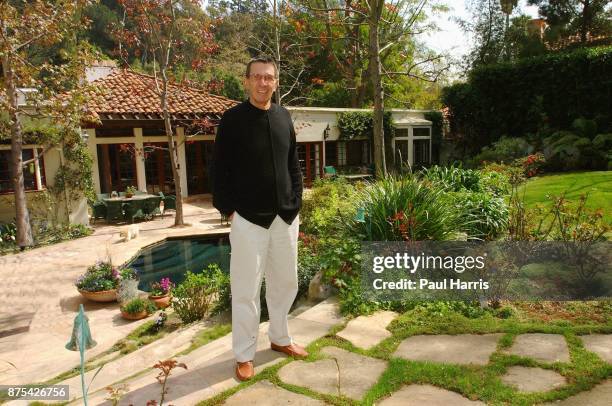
top-left (323, 123), bottom-right (330, 140)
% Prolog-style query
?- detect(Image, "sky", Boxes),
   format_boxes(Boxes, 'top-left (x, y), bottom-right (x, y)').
top-left (424, 0), bottom-right (541, 60)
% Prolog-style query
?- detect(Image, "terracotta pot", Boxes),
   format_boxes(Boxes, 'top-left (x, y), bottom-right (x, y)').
top-left (125, 193), bottom-right (133, 198)
top-left (78, 289), bottom-right (117, 302)
top-left (120, 309), bottom-right (148, 320)
top-left (148, 294), bottom-right (172, 309)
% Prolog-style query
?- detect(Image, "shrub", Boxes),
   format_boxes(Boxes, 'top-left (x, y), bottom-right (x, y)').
top-left (447, 191), bottom-right (509, 240)
top-left (479, 169), bottom-right (512, 196)
top-left (297, 235), bottom-right (320, 297)
top-left (353, 175), bottom-right (464, 241)
top-left (421, 164), bottom-right (482, 192)
top-left (300, 178), bottom-right (358, 236)
top-left (211, 264), bottom-right (231, 315)
top-left (173, 267), bottom-right (227, 323)
top-left (514, 152), bottom-right (546, 178)
top-left (471, 136), bottom-right (532, 166)
top-left (542, 130), bottom-right (609, 171)
top-left (0, 222), bottom-right (16, 244)
top-left (442, 46), bottom-right (612, 152)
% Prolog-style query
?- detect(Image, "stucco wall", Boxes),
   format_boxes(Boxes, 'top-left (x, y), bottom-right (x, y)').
top-left (0, 147), bottom-right (89, 226)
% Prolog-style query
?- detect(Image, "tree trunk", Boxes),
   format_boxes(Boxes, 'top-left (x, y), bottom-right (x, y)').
top-left (160, 69), bottom-right (184, 226)
top-left (2, 53), bottom-right (34, 248)
top-left (368, 0), bottom-right (387, 178)
top-left (580, 0), bottom-right (590, 44)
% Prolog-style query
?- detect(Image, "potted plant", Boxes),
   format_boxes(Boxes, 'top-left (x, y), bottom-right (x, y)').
top-left (120, 297), bottom-right (155, 320)
top-left (117, 267), bottom-right (140, 304)
top-left (148, 277), bottom-right (174, 309)
top-left (125, 186), bottom-right (137, 198)
top-left (75, 261), bottom-right (120, 302)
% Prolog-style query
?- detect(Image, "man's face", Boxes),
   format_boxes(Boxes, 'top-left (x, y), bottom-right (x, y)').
top-left (244, 62), bottom-right (278, 106)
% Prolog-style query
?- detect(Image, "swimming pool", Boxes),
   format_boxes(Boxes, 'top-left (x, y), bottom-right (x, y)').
top-left (126, 233), bottom-right (230, 292)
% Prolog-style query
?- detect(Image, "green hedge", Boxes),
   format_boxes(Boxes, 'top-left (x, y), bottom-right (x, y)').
top-left (443, 46), bottom-right (612, 153)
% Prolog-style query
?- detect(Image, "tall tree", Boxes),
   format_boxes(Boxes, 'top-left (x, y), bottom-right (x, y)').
top-left (0, 0), bottom-right (95, 248)
top-left (115, 0), bottom-right (219, 227)
top-left (500, 0), bottom-right (518, 60)
top-left (528, 0), bottom-right (611, 45)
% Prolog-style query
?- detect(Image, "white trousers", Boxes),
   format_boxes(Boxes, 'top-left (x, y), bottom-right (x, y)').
top-left (229, 211), bottom-right (300, 362)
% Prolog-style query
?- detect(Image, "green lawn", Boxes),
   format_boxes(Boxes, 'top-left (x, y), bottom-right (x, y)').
top-left (519, 171), bottom-right (612, 223)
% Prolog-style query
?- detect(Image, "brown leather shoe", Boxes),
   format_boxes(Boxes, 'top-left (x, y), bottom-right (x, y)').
top-left (270, 342), bottom-right (309, 358)
top-left (235, 361), bottom-right (254, 381)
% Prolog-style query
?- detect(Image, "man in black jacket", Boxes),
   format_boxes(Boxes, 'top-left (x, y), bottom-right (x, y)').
top-left (212, 56), bottom-right (307, 382)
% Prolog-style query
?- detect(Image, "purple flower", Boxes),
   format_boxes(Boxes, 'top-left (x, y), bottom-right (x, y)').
top-left (160, 277), bottom-right (172, 293)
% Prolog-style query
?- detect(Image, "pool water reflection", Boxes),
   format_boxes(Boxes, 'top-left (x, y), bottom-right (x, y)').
top-left (126, 233), bottom-right (230, 292)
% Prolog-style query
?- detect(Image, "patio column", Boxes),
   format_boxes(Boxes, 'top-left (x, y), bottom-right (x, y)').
top-left (176, 127), bottom-right (188, 197)
top-left (133, 128), bottom-right (147, 192)
top-left (86, 129), bottom-right (101, 194)
top-left (408, 126), bottom-right (414, 166)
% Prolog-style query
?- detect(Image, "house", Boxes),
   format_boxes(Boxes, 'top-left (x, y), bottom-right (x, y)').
top-left (289, 107), bottom-right (433, 186)
top-left (0, 61), bottom-right (433, 225)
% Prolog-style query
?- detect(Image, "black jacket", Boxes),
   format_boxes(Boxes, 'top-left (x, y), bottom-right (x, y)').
top-left (211, 100), bottom-right (303, 228)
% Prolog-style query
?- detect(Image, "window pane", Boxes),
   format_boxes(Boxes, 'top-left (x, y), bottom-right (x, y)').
top-left (414, 127), bottom-right (430, 137)
top-left (0, 149), bottom-right (38, 192)
top-left (325, 141), bottom-right (337, 167)
top-left (0, 150), bottom-right (10, 193)
top-left (22, 149), bottom-right (36, 190)
top-left (395, 128), bottom-right (408, 138)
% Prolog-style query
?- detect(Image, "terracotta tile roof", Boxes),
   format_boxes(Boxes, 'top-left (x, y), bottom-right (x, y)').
top-left (80, 69), bottom-right (238, 121)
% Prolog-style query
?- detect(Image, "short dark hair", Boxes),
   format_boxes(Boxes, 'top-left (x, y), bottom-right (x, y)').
top-left (245, 56), bottom-right (278, 78)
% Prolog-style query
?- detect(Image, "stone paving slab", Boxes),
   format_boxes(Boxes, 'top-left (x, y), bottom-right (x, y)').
top-left (67, 298), bottom-right (342, 405)
top-left (545, 380), bottom-right (612, 406)
top-left (378, 384), bottom-right (485, 405)
top-left (337, 310), bottom-right (397, 349)
top-left (506, 334), bottom-right (570, 363)
top-left (580, 334), bottom-right (612, 363)
top-left (224, 380), bottom-right (326, 405)
top-left (278, 346), bottom-right (387, 401)
top-left (393, 334), bottom-right (502, 365)
top-left (501, 366), bottom-right (566, 393)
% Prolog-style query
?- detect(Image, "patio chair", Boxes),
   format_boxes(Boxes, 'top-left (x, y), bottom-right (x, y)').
top-left (105, 200), bottom-right (124, 223)
top-left (324, 166), bottom-right (337, 179)
top-left (91, 201), bottom-right (107, 224)
top-left (123, 200), bottom-right (146, 224)
top-left (143, 196), bottom-right (162, 218)
top-left (159, 192), bottom-right (176, 217)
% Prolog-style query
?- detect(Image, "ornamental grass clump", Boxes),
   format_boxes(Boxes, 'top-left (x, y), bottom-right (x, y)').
top-left (75, 261), bottom-right (120, 292)
top-left (354, 175), bottom-right (464, 241)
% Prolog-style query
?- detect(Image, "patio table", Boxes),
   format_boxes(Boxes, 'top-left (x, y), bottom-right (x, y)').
top-left (339, 174), bottom-right (373, 181)
top-left (103, 194), bottom-right (157, 203)
top-left (103, 194), bottom-right (157, 223)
